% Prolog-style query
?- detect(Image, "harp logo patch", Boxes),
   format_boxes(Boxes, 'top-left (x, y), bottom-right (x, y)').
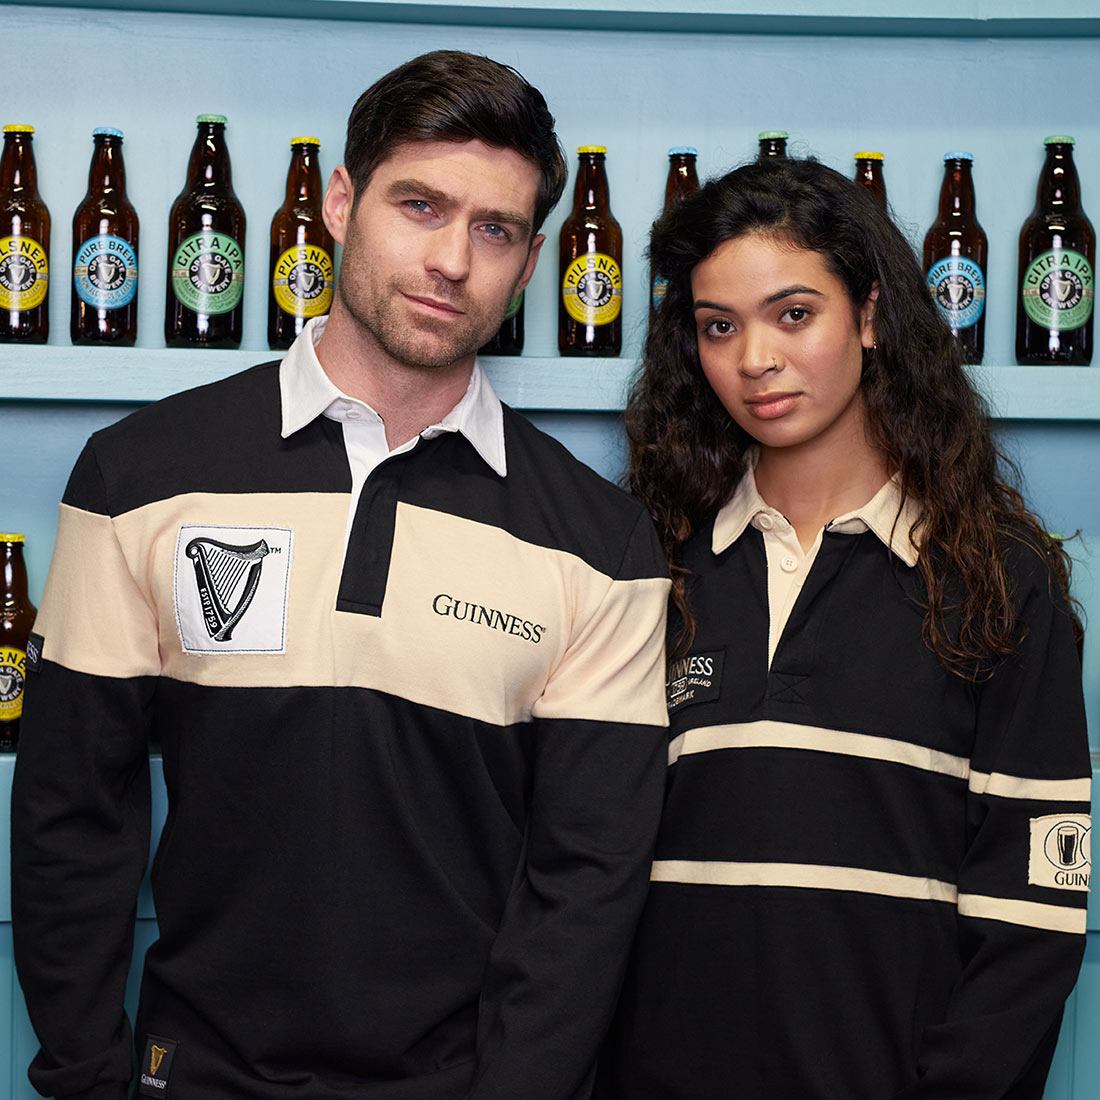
top-left (138, 1034), bottom-right (177, 1096)
top-left (174, 525), bottom-right (293, 654)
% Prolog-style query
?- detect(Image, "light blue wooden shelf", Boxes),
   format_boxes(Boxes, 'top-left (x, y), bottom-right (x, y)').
top-left (1, 351), bottom-right (1097, 420)
top-left (8, 0), bottom-right (1100, 37)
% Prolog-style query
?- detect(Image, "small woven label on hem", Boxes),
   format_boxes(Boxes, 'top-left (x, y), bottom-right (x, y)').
top-left (138, 1035), bottom-right (178, 1098)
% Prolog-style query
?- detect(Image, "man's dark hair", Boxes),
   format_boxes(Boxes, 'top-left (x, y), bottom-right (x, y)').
top-left (344, 50), bottom-right (567, 235)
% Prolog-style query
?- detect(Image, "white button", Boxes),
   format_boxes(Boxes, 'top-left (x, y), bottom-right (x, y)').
top-left (757, 513), bottom-right (773, 530)
top-left (345, 409), bottom-right (362, 420)
top-left (780, 556), bottom-right (798, 572)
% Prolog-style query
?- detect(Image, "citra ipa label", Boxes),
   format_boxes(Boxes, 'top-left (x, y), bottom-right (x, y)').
top-left (0, 235), bottom-right (49, 311)
top-left (172, 231), bottom-right (244, 314)
top-left (1022, 249), bottom-right (1095, 331)
top-left (561, 252), bottom-right (622, 326)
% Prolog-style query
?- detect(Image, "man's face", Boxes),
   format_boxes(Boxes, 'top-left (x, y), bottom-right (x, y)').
top-left (323, 139), bottom-right (544, 372)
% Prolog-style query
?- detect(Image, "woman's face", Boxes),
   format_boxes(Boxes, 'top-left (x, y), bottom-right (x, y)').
top-left (691, 233), bottom-right (877, 461)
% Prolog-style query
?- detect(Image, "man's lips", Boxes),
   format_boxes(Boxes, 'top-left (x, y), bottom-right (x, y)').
top-left (744, 391), bottom-right (800, 420)
top-left (402, 291), bottom-right (465, 317)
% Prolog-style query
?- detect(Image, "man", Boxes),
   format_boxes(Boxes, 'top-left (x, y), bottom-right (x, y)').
top-left (12, 51), bottom-right (670, 1100)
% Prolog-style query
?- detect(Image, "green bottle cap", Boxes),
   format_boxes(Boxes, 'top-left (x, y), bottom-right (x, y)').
top-left (196, 114), bottom-right (228, 125)
top-left (1044, 135), bottom-right (1075, 145)
top-left (758, 131), bottom-right (788, 141)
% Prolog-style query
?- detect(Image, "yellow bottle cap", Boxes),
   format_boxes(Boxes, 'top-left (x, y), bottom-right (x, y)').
top-left (854, 151), bottom-right (884, 160)
top-left (577, 145), bottom-right (607, 155)
top-left (291, 136), bottom-right (321, 146)
top-left (3, 125), bottom-right (34, 134)
top-left (0, 533), bottom-right (25, 542)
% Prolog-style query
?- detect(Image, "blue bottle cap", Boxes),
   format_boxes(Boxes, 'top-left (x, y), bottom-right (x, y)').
top-left (668, 146), bottom-right (698, 156)
top-left (943, 151), bottom-right (973, 161)
top-left (93, 127), bottom-right (124, 139)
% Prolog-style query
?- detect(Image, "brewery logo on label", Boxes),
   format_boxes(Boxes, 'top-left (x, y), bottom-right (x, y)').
top-left (73, 234), bottom-right (138, 309)
top-left (174, 524), bottom-right (293, 655)
top-left (272, 243), bottom-right (334, 318)
top-left (1022, 249), bottom-right (1094, 331)
top-left (1029, 813), bottom-right (1091, 891)
top-left (562, 252), bottom-right (623, 326)
top-left (651, 273), bottom-right (669, 311)
top-left (0, 645), bottom-right (27, 722)
top-left (171, 231), bottom-right (244, 315)
top-left (138, 1034), bottom-right (178, 1098)
top-left (0, 235), bottom-right (49, 312)
top-left (926, 256), bottom-right (985, 329)
top-left (431, 592), bottom-right (546, 644)
top-left (667, 649), bottom-right (724, 713)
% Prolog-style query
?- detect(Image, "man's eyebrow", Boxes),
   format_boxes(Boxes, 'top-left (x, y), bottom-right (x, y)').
top-left (385, 177), bottom-right (532, 237)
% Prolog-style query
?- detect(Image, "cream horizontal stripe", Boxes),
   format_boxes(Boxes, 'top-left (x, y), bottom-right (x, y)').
top-left (969, 770), bottom-right (1091, 803)
top-left (958, 892), bottom-right (1087, 935)
top-left (650, 860), bottom-right (958, 905)
top-left (668, 720), bottom-right (970, 781)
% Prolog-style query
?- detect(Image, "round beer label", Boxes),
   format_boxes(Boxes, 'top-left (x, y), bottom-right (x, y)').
top-left (272, 243), bottom-right (334, 318)
top-left (926, 256), bottom-right (985, 330)
top-left (561, 252), bottom-right (623, 326)
top-left (651, 274), bottom-right (669, 311)
top-left (0, 645), bottom-right (27, 722)
top-left (171, 231), bottom-right (244, 315)
top-left (74, 234), bottom-right (138, 309)
top-left (0, 235), bottom-right (49, 311)
top-left (1022, 249), bottom-right (1094, 331)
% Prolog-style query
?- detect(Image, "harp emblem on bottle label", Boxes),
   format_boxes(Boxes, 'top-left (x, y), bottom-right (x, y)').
top-left (174, 525), bottom-right (293, 654)
top-left (1022, 249), bottom-right (1094, 331)
top-left (272, 243), bottom-right (334, 318)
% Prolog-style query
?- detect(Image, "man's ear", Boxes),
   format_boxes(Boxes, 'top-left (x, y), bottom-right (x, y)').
top-left (322, 165), bottom-right (355, 246)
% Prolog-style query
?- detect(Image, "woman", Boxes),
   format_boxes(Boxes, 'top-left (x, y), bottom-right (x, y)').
top-left (601, 158), bottom-right (1091, 1100)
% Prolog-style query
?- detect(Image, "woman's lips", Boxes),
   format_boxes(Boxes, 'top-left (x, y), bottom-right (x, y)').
top-left (745, 391), bottom-right (800, 420)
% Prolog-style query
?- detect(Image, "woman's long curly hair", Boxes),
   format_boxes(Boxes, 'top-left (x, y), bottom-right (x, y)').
top-left (628, 156), bottom-right (1079, 677)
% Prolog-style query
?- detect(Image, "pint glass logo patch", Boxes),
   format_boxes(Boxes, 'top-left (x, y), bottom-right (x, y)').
top-left (138, 1035), bottom-right (177, 1097)
top-left (1029, 813), bottom-right (1091, 891)
top-left (174, 525), bottom-right (293, 654)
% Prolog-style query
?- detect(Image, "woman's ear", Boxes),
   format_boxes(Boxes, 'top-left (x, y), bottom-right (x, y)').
top-left (860, 281), bottom-right (879, 349)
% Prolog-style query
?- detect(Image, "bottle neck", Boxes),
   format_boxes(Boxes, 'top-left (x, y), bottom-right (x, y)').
top-left (665, 156), bottom-right (699, 207)
top-left (1037, 144), bottom-right (1081, 210)
top-left (187, 123), bottom-right (233, 191)
top-left (1, 543), bottom-right (29, 608)
top-left (759, 140), bottom-right (786, 158)
top-left (939, 160), bottom-right (975, 215)
top-left (87, 136), bottom-right (127, 198)
top-left (573, 154), bottom-right (610, 211)
top-left (285, 146), bottom-right (323, 206)
top-left (1, 135), bottom-right (39, 196)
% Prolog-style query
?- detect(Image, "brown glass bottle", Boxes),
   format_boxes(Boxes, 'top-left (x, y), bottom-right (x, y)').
top-left (854, 151), bottom-right (887, 209)
top-left (651, 146), bottom-right (699, 314)
top-left (166, 114), bottom-right (246, 348)
top-left (923, 152), bottom-right (987, 364)
top-left (268, 136), bottom-right (334, 350)
top-left (757, 131), bottom-right (788, 159)
top-left (0, 125), bottom-right (51, 343)
top-left (0, 534), bottom-right (37, 752)
top-left (1017, 136), bottom-right (1095, 365)
top-left (559, 146), bottom-right (623, 356)
top-left (71, 127), bottom-right (139, 346)
top-left (480, 290), bottom-right (524, 355)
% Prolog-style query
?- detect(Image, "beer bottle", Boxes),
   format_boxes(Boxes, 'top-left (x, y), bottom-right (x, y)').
top-left (0, 534), bottom-right (36, 752)
top-left (559, 146), bottom-right (623, 356)
top-left (757, 131), bottom-right (788, 159)
top-left (166, 114), bottom-right (246, 348)
top-left (1017, 135), bottom-right (1095, 365)
top-left (480, 290), bottom-right (524, 355)
top-left (923, 152), bottom-right (988, 364)
top-left (651, 146), bottom-right (699, 313)
top-left (268, 136), bottom-right (334, 350)
top-left (0, 125), bottom-right (50, 343)
top-left (854, 151), bottom-right (887, 209)
top-left (71, 127), bottom-right (139, 346)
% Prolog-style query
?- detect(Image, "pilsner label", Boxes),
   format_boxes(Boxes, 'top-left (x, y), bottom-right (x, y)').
top-left (0, 645), bottom-right (27, 722)
top-left (0, 235), bottom-right (49, 311)
top-left (926, 256), bottom-right (985, 330)
top-left (171, 231), bottom-right (244, 315)
top-left (1022, 248), bottom-right (1094, 331)
top-left (272, 243), bottom-right (333, 318)
top-left (562, 252), bottom-right (622, 326)
top-left (74, 234), bottom-right (138, 309)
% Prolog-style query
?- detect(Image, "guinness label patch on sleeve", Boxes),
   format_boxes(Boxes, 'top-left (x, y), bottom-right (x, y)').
top-left (667, 649), bottom-right (724, 713)
top-left (138, 1035), bottom-right (178, 1097)
top-left (1029, 814), bottom-right (1091, 891)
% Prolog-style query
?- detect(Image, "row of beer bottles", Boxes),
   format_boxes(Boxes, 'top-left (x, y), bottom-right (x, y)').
top-left (0, 118), bottom-right (334, 350)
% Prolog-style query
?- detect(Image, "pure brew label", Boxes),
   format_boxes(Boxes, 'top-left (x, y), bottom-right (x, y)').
top-left (171, 231), bottom-right (244, 315)
top-left (562, 252), bottom-right (622, 326)
top-left (926, 256), bottom-right (985, 330)
top-left (74, 234), bottom-right (138, 309)
top-left (0, 235), bottom-right (48, 311)
top-left (272, 243), bottom-right (333, 318)
top-left (0, 646), bottom-right (27, 722)
top-left (1022, 248), bottom-right (1094, 331)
